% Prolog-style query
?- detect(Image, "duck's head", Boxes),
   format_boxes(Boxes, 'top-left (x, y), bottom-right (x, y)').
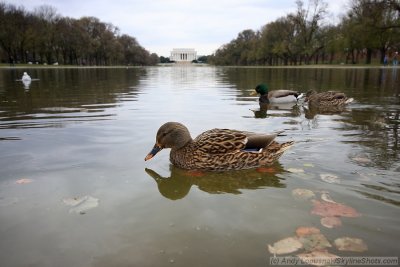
top-left (255, 84), bottom-right (269, 95)
top-left (145, 122), bottom-right (192, 161)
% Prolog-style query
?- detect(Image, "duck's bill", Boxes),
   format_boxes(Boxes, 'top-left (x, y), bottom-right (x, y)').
top-left (144, 145), bottom-right (162, 161)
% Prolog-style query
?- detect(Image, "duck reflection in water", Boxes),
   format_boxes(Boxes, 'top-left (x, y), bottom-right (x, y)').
top-left (22, 79), bottom-right (31, 90)
top-left (303, 104), bottom-right (348, 119)
top-left (145, 164), bottom-right (286, 200)
top-left (252, 102), bottom-right (302, 119)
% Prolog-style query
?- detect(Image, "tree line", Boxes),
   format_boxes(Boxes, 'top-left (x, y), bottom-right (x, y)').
top-left (209, 0), bottom-right (400, 66)
top-left (0, 2), bottom-right (159, 66)
top-left (2, 0), bottom-right (399, 66)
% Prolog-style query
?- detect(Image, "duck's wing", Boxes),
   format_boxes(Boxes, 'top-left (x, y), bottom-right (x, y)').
top-left (319, 91), bottom-right (346, 101)
top-left (269, 90), bottom-right (300, 98)
top-left (194, 129), bottom-right (247, 154)
top-left (307, 91), bottom-right (342, 104)
top-left (194, 129), bottom-right (279, 154)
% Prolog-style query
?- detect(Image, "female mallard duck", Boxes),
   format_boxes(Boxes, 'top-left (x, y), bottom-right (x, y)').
top-left (305, 90), bottom-right (354, 108)
top-left (253, 84), bottom-right (303, 104)
top-left (145, 122), bottom-right (293, 171)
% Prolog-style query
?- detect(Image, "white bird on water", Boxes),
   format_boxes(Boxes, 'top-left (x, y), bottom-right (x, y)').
top-left (22, 72), bottom-right (31, 81)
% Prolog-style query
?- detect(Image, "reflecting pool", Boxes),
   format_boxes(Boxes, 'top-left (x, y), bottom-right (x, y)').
top-left (0, 66), bottom-right (399, 266)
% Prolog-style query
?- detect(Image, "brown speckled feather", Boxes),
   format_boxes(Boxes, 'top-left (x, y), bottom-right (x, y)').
top-left (193, 129), bottom-right (247, 154)
top-left (306, 90), bottom-right (353, 107)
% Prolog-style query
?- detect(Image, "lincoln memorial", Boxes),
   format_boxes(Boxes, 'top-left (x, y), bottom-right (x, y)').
top-left (170, 48), bottom-right (197, 62)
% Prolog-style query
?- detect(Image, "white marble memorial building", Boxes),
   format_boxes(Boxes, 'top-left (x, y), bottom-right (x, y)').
top-left (170, 48), bottom-right (197, 62)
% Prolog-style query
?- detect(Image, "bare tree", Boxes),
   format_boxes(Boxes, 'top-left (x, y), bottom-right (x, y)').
top-left (288, 0), bottom-right (329, 64)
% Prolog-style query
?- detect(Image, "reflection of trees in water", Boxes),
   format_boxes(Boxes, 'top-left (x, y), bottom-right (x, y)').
top-left (337, 108), bottom-right (399, 170)
top-left (145, 164), bottom-right (286, 200)
top-left (354, 186), bottom-right (400, 207)
top-left (0, 68), bottom-right (145, 128)
top-left (301, 104), bottom-right (400, 207)
top-left (217, 68), bottom-right (399, 100)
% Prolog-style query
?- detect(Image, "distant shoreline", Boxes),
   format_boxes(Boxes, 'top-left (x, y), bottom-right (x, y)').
top-left (1, 64), bottom-right (399, 69)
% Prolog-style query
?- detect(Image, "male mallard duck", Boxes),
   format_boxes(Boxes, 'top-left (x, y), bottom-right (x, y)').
top-left (145, 122), bottom-right (293, 171)
top-left (305, 90), bottom-right (354, 108)
top-left (253, 84), bottom-right (303, 104)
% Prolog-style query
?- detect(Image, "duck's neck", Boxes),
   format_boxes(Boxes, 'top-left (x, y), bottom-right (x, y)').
top-left (259, 95), bottom-right (270, 104)
top-left (173, 135), bottom-right (193, 150)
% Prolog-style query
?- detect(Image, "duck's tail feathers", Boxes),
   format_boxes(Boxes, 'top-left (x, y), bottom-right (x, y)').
top-left (273, 141), bottom-right (294, 161)
top-left (296, 93), bottom-right (305, 100)
top-left (278, 141), bottom-right (294, 153)
top-left (261, 140), bottom-right (294, 164)
top-left (345, 98), bottom-right (354, 104)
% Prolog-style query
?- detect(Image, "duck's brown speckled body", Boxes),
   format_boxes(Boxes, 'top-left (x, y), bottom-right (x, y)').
top-left (145, 122), bottom-right (293, 171)
top-left (305, 90), bottom-right (354, 108)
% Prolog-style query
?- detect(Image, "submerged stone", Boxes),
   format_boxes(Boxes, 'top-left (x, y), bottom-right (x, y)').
top-left (334, 237), bottom-right (368, 252)
top-left (292, 188), bottom-right (316, 200)
top-left (268, 237), bottom-right (303, 255)
top-left (320, 216), bottom-right (342, 228)
top-left (16, 178), bottom-right (33, 184)
top-left (320, 173), bottom-right (340, 184)
top-left (63, 195), bottom-right (99, 214)
top-left (311, 200), bottom-right (361, 218)
top-left (352, 157), bottom-right (372, 164)
top-left (288, 168), bottom-right (305, 173)
top-left (295, 226), bottom-right (320, 237)
top-left (303, 163), bottom-right (314, 167)
top-left (299, 233), bottom-right (331, 252)
top-left (320, 192), bottom-right (337, 203)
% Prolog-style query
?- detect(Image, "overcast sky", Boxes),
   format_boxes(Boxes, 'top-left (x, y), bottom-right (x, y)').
top-left (10, 0), bottom-right (349, 57)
